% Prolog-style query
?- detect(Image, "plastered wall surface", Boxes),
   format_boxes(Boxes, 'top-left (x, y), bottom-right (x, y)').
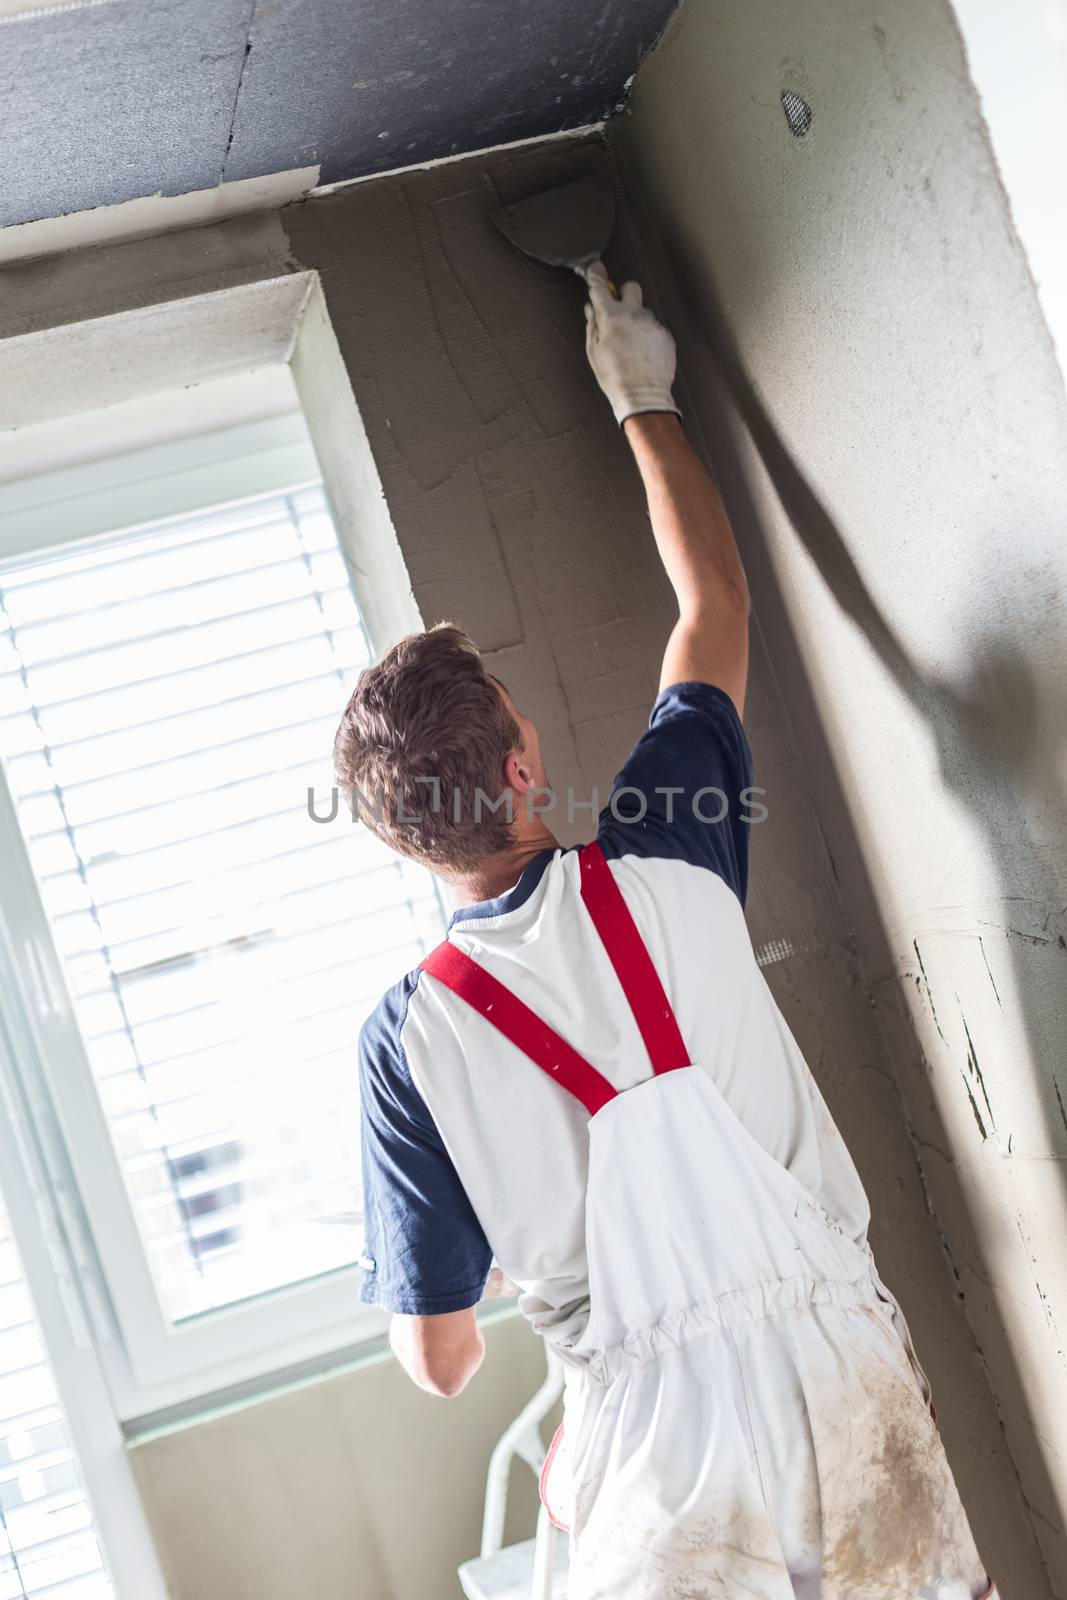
top-left (129, 1314), bottom-right (551, 1600)
top-left (0, 127), bottom-right (1047, 1596)
top-left (615, 0), bottom-right (1067, 1590)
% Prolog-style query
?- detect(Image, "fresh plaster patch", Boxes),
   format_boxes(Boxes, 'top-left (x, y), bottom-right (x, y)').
top-left (308, 122), bottom-right (605, 195)
top-left (0, 167), bottom-right (319, 265)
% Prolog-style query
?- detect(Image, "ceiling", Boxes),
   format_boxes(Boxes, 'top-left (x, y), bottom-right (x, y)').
top-left (0, 0), bottom-right (678, 231)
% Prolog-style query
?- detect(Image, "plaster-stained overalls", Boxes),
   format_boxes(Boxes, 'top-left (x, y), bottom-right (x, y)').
top-left (422, 842), bottom-right (994, 1600)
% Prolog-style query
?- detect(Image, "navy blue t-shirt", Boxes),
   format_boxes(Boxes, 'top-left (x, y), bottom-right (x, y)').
top-left (357, 682), bottom-right (754, 1313)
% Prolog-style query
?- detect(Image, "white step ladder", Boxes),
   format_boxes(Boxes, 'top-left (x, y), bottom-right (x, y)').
top-left (458, 1345), bottom-right (570, 1600)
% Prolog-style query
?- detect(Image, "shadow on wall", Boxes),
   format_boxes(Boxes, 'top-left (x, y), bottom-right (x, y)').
top-left (673, 249), bottom-right (1067, 1556)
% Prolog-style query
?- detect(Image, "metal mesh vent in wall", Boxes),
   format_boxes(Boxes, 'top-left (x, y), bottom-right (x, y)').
top-left (781, 90), bottom-right (813, 137)
top-left (0, 483), bottom-right (447, 1325)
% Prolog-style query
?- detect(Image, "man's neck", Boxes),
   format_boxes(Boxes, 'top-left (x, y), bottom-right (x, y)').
top-left (449, 829), bottom-right (561, 910)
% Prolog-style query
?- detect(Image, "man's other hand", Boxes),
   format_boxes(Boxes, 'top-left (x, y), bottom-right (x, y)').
top-left (482, 1266), bottom-right (519, 1299)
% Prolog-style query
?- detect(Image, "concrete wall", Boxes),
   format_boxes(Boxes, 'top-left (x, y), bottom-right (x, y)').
top-left (613, 1), bottom-right (1067, 1592)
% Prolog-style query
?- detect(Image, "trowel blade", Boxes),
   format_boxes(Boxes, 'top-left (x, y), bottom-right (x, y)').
top-left (492, 173), bottom-right (615, 273)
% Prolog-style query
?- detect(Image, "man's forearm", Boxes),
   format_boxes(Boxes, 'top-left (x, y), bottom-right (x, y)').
top-left (624, 413), bottom-right (749, 621)
top-left (582, 264), bottom-right (749, 709)
top-left (624, 413), bottom-right (750, 710)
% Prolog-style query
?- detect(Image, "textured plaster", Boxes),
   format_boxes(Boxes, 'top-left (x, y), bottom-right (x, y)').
top-left (614, 0), bottom-right (1067, 1589)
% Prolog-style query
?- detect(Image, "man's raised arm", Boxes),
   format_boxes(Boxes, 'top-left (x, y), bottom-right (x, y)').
top-left (584, 265), bottom-right (750, 715)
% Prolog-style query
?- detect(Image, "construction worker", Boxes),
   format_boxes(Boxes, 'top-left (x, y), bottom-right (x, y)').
top-left (334, 264), bottom-right (994, 1599)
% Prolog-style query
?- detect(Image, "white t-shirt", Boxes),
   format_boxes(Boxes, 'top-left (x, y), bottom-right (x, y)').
top-left (357, 682), bottom-right (871, 1341)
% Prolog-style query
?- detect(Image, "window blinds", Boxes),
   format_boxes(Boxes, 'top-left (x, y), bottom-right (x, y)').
top-left (0, 1199), bottom-right (112, 1600)
top-left (0, 484), bottom-right (446, 1325)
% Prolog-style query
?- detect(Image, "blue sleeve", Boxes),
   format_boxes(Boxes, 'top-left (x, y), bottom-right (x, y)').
top-left (597, 682), bottom-right (756, 904)
top-left (358, 974), bottom-right (493, 1315)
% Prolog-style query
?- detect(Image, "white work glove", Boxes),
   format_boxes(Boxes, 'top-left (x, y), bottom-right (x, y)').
top-left (584, 260), bottom-right (681, 426)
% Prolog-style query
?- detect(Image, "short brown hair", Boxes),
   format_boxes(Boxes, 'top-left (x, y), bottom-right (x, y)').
top-left (333, 624), bottom-right (522, 872)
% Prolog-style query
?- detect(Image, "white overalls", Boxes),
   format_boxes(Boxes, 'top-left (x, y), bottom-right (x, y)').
top-left (423, 842), bottom-right (994, 1599)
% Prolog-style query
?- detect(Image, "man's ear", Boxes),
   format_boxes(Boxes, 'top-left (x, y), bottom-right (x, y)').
top-left (503, 749), bottom-right (532, 793)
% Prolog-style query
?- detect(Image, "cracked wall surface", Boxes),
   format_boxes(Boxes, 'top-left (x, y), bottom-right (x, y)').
top-left (614, 0), bottom-right (1067, 1590)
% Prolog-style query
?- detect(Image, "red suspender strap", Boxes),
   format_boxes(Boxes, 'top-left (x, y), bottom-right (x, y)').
top-left (420, 940), bottom-right (617, 1116)
top-left (578, 841), bottom-right (690, 1076)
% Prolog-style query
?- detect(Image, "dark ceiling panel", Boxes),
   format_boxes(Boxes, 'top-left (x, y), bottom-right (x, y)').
top-left (0, 0), bottom-right (678, 231)
top-left (217, 0), bottom-right (677, 186)
top-left (0, 0), bottom-right (254, 228)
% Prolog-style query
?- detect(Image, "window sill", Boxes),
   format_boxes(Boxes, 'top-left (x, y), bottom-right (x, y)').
top-left (124, 1298), bottom-right (522, 1444)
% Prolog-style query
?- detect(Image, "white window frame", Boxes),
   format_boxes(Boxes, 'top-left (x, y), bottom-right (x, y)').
top-left (0, 933), bottom-right (169, 1600)
top-left (0, 377), bottom-right (398, 1422)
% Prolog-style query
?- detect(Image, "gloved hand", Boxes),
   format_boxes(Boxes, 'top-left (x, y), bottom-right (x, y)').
top-left (584, 261), bottom-right (681, 426)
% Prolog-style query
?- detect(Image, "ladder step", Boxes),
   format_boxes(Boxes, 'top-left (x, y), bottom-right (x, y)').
top-left (458, 1535), bottom-right (570, 1599)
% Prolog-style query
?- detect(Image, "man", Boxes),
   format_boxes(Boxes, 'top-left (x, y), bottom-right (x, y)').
top-left (334, 266), bottom-right (993, 1598)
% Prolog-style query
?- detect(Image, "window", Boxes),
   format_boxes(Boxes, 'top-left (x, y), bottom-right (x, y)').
top-left (0, 396), bottom-right (444, 1412)
top-left (0, 1196), bottom-right (112, 1600)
